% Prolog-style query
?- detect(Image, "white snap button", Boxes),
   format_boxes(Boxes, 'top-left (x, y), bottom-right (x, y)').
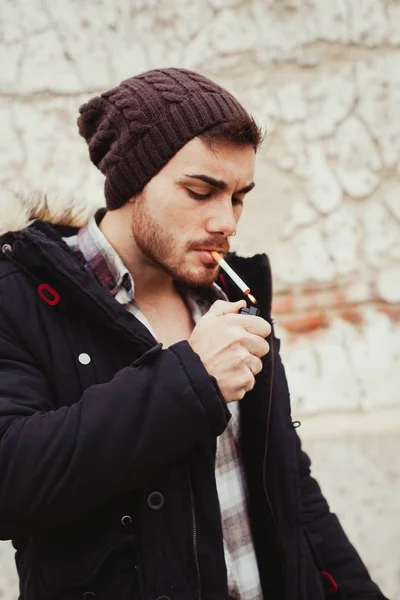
top-left (78, 353), bottom-right (91, 365)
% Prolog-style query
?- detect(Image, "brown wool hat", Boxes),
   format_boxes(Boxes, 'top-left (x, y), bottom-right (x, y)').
top-left (78, 68), bottom-right (249, 210)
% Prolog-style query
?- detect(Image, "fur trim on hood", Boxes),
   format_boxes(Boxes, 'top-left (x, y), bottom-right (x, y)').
top-left (0, 189), bottom-right (101, 236)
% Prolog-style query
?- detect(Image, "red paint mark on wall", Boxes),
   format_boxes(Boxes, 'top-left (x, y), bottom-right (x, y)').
top-left (339, 309), bottom-right (364, 325)
top-left (282, 312), bottom-right (329, 334)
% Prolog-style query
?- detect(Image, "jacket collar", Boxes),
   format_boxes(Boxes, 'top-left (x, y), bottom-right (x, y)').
top-left (1, 220), bottom-right (272, 346)
top-left (1, 221), bottom-right (157, 353)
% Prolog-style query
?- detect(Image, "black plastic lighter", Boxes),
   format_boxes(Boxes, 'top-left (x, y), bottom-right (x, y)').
top-left (240, 306), bottom-right (260, 316)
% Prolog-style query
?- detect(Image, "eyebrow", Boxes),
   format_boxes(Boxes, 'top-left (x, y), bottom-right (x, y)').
top-left (184, 173), bottom-right (255, 195)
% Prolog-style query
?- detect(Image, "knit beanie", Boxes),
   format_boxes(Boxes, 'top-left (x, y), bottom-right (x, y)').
top-left (78, 68), bottom-right (249, 210)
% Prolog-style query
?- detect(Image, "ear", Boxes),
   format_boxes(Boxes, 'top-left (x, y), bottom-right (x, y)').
top-left (128, 190), bottom-right (144, 205)
top-left (128, 191), bottom-right (142, 204)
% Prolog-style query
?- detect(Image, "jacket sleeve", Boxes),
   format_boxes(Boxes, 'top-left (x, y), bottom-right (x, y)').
top-left (0, 313), bottom-right (229, 539)
top-left (297, 435), bottom-right (389, 599)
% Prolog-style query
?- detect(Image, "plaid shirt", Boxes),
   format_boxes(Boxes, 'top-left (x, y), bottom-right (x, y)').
top-left (65, 213), bottom-right (263, 599)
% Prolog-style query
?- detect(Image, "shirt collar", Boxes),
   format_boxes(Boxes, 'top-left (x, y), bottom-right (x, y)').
top-left (77, 210), bottom-right (134, 301)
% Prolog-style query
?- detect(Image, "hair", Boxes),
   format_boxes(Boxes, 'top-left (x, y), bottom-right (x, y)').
top-left (199, 113), bottom-right (264, 152)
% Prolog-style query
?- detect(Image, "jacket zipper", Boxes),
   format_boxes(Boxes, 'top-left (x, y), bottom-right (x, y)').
top-left (188, 476), bottom-right (201, 600)
top-left (261, 256), bottom-right (277, 523)
top-left (262, 333), bottom-right (276, 524)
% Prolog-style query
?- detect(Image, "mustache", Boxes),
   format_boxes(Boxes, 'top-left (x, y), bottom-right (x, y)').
top-left (188, 237), bottom-right (230, 254)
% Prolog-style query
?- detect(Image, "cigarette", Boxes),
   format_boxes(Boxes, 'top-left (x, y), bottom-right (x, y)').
top-left (211, 251), bottom-right (257, 304)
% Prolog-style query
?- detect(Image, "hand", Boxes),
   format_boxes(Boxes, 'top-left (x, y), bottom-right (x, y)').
top-left (188, 299), bottom-right (271, 403)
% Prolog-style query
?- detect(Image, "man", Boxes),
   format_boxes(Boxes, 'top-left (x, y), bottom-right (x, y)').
top-left (0, 69), bottom-right (387, 600)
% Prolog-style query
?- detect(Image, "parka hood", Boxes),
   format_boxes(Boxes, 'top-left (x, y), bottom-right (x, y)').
top-left (0, 190), bottom-right (98, 236)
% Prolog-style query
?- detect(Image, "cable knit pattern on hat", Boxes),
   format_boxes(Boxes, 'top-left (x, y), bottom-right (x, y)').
top-left (78, 68), bottom-right (249, 210)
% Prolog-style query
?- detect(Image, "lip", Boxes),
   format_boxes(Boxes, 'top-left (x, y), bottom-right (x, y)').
top-left (195, 250), bottom-right (221, 265)
top-left (195, 249), bottom-right (225, 255)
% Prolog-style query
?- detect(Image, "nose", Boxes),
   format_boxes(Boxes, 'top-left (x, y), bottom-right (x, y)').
top-left (205, 198), bottom-right (238, 237)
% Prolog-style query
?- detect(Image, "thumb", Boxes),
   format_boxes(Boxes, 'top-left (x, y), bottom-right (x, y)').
top-left (206, 299), bottom-right (247, 317)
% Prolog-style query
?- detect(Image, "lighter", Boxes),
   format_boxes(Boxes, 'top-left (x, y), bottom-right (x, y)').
top-left (239, 305), bottom-right (260, 316)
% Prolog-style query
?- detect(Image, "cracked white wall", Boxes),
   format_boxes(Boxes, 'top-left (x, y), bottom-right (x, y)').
top-left (0, 1), bottom-right (399, 598)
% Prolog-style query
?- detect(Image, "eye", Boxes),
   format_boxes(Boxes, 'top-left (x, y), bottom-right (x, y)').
top-left (232, 197), bottom-right (244, 207)
top-left (187, 189), bottom-right (212, 200)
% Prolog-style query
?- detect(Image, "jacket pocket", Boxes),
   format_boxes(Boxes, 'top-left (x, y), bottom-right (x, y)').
top-left (24, 516), bottom-right (138, 599)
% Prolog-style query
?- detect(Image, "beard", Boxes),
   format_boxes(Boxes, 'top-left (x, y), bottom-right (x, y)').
top-left (130, 197), bottom-right (229, 288)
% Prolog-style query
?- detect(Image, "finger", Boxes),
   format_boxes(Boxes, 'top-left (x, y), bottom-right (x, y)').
top-left (206, 299), bottom-right (247, 318)
top-left (245, 371), bottom-right (256, 392)
top-left (229, 368), bottom-right (256, 398)
top-left (227, 314), bottom-right (271, 338)
top-left (232, 374), bottom-right (256, 400)
top-left (241, 334), bottom-right (270, 358)
top-left (249, 356), bottom-right (264, 376)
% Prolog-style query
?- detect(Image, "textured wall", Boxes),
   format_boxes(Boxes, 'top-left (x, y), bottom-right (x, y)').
top-left (1, 0), bottom-right (399, 598)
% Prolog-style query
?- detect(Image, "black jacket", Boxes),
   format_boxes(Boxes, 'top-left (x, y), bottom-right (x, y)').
top-left (0, 220), bottom-right (388, 600)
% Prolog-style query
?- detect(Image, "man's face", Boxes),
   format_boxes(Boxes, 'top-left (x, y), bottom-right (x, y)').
top-left (129, 137), bottom-right (256, 288)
